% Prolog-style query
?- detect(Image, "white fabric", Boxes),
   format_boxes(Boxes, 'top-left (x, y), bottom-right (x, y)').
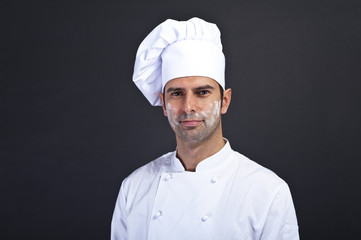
top-left (133, 17), bottom-right (225, 106)
top-left (111, 141), bottom-right (299, 240)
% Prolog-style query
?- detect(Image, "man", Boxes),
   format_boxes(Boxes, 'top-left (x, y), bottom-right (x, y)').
top-left (111, 17), bottom-right (299, 240)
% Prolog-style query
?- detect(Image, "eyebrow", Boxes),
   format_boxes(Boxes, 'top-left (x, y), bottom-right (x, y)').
top-left (167, 87), bottom-right (184, 93)
top-left (193, 85), bottom-right (215, 91)
top-left (166, 85), bottom-right (215, 93)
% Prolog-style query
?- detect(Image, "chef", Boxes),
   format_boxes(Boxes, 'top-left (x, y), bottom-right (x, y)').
top-left (111, 17), bottom-right (299, 240)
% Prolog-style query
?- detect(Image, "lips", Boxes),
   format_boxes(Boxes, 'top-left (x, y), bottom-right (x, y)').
top-left (180, 119), bottom-right (203, 127)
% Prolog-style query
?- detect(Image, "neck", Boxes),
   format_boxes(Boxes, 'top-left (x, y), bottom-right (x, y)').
top-left (175, 124), bottom-right (225, 171)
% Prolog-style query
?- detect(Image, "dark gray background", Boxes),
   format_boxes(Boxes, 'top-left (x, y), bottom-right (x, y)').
top-left (2, 0), bottom-right (361, 239)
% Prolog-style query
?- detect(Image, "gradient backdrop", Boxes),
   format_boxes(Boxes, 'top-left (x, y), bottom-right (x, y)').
top-left (2, 0), bottom-right (361, 239)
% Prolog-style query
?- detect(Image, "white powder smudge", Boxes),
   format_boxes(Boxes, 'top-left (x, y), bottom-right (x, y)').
top-left (201, 100), bottom-right (221, 127)
top-left (166, 103), bottom-right (179, 128)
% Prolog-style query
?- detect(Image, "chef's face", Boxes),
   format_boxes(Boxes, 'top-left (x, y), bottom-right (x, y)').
top-left (159, 76), bottom-right (231, 143)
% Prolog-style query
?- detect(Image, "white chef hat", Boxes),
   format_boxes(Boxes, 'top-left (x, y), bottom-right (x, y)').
top-left (132, 17), bottom-right (225, 106)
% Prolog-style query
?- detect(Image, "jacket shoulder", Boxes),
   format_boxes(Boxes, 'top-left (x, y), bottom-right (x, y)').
top-left (121, 151), bottom-right (174, 190)
top-left (232, 151), bottom-right (287, 189)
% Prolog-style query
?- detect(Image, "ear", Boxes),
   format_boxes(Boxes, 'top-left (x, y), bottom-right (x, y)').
top-left (221, 88), bottom-right (232, 114)
top-left (158, 92), bottom-right (168, 117)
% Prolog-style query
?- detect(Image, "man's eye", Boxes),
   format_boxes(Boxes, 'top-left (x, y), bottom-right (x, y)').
top-left (171, 92), bottom-right (182, 96)
top-left (199, 90), bottom-right (210, 95)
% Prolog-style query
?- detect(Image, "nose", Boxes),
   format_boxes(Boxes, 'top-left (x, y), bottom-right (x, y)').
top-left (183, 93), bottom-right (196, 114)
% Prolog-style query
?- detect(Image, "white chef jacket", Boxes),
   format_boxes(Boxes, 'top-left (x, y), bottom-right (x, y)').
top-left (111, 141), bottom-right (299, 240)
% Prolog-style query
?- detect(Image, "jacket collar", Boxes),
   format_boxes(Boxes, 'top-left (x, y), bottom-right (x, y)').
top-left (171, 139), bottom-right (233, 172)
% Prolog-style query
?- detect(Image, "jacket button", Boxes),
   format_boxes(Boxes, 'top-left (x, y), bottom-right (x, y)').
top-left (164, 173), bottom-right (173, 181)
top-left (154, 211), bottom-right (162, 219)
top-left (211, 176), bottom-right (218, 183)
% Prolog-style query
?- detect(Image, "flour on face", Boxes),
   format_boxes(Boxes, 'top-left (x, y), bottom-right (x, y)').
top-left (200, 100), bottom-right (221, 128)
top-left (166, 103), bottom-right (179, 128)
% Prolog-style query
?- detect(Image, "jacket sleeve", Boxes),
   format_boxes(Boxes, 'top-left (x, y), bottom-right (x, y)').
top-left (260, 183), bottom-right (300, 240)
top-left (111, 183), bottom-right (127, 240)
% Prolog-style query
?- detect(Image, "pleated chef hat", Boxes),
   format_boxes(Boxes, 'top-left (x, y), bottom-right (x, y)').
top-left (132, 17), bottom-right (225, 106)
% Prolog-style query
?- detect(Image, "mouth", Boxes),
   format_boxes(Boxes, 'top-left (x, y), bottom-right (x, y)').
top-left (180, 119), bottom-right (203, 127)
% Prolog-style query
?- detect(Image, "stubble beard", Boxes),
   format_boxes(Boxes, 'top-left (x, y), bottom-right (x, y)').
top-left (167, 101), bottom-right (222, 144)
top-left (174, 116), bottom-right (221, 143)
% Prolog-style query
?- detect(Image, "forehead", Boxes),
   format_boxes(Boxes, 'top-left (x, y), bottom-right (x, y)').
top-left (164, 76), bottom-right (219, 90)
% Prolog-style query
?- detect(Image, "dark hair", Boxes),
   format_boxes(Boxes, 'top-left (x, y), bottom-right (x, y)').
top-left (162, 83), bottom-right (224, 107)
top-left (218, 83), bottom-right (224, 107)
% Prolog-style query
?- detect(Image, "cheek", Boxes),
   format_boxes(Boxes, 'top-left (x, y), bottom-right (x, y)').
top-left (202, 101), bottom-right (220, 115)
top-left (166, 103), bottom-right (173, 117)
top-left (213, 101), bottom-right (221, 116)
top-left (201, 101), bottom-right (221, 124)
top-left (166, 103), bottom-right (179, 126)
